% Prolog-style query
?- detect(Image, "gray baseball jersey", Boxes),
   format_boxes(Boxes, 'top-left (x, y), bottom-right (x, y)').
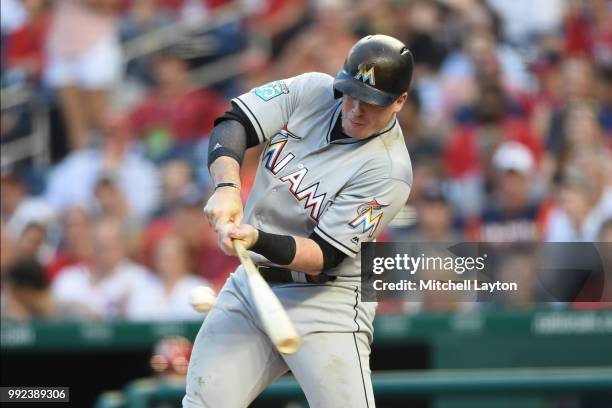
top-left (184, 73), bottom-right (412, 408)
top-left (237, 72), bottom-right (412, 272)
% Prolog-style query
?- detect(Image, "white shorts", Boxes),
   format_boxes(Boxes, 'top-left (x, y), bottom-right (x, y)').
top-left (44, 36), bottom-right (123, 90)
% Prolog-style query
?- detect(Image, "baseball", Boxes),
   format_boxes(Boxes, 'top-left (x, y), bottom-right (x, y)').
top-left (189, 286), bottom-right (216, 313)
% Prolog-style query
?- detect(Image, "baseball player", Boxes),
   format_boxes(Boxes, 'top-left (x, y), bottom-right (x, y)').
top-left (183, 34), bottom-right (414, 407)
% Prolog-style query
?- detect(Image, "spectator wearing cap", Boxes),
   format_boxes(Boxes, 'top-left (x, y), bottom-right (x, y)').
top-left (15, 222), bottom-right (55, 265)
top-left (126, 235), bottom-right (209, 320)
top-left (442, 77), bottom-right (543, 219)
top-left (51, 217), bottom-right (156, 319)
top-left (1, 169), bottom-right (56, 243)
top-left (467, 142), bottom-right (548, 242)
top-left (45, 112), bottom-right (160, 222)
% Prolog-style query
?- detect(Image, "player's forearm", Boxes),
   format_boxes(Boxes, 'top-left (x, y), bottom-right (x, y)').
top-left (205, 120), bottom-right (249, 228)
top-left (209, 156), bottom-right (241, 187)
top-left (251, 230), bottom-right (324, 275)
top-left (287, 237), bottom-right (324, 275)
top-left (207, 119), bottom-right (244, 185)
top-left (206, 157), bottom-right (244, 229)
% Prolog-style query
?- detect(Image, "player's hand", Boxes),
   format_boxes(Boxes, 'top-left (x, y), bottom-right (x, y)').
top-left (217, 224), bottom-right (259, 256)
top-left (203, 187), bottom-right (243, 231)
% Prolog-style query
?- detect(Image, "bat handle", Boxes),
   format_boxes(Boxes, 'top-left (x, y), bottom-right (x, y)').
top-left (232, 240), bottom-right (257, 274)
top-left (231, 239), bottom-right (301, 354)
top-left (232, 239), bottom-right (247, 253)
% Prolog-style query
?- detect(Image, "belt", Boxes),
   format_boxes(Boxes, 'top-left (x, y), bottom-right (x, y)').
top-left (258, 266), bottom-right (337, 284)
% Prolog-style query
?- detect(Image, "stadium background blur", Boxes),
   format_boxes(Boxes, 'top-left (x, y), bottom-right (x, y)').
top-left (1, 0), bottom-right (611, 407)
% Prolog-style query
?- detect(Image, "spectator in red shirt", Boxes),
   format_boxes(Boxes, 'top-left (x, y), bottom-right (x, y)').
top-left (129, 49), bottom-right (228, 162)
top-left (3, 0), bottom-right (51, 85)
top-left (563, 0), bottom-right (612, 62)
top-left (443, 77), bottom-right (543, 218)
top-left (444, 80), bottom-right (543, 179)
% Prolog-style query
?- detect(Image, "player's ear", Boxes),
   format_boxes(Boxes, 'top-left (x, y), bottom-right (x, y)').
top-left (392, 92), bottom-right (409, 113)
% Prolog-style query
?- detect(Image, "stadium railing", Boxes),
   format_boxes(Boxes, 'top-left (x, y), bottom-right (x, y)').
top-left (94, 367), bottom-right (612, 408)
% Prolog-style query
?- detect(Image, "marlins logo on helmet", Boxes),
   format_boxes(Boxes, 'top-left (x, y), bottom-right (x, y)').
top-left (354, 63), bottom-right (376, 85)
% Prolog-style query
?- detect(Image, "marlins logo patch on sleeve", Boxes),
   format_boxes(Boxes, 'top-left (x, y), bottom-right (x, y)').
top-left (349, 198), bottom-right (388, 237)
top-left (254, 80), bottom-right (290, 101)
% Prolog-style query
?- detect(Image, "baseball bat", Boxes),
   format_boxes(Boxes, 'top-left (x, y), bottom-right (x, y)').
top-left (232, 240), bottom-right (301, 354)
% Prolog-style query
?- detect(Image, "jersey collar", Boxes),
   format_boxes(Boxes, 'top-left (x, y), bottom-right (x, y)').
top-left (329, 113), bottom-right (398, 145)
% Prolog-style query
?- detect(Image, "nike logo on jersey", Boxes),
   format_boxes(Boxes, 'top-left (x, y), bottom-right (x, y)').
top-left (283, 128), bottom-right (302, 140)
top-left (349, 198), bottom-right (388, 237)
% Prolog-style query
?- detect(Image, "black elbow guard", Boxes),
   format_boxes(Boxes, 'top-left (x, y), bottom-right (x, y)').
top-left (208, 145), bottom-right (243, 167)
top-left (207, 120), bottom-right (247, 168)
top-left (309, 232), bottom-right (347, 271)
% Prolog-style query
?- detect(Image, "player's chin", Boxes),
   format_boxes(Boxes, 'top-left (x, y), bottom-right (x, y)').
top-left (344, 124), bottom-right (370, 140)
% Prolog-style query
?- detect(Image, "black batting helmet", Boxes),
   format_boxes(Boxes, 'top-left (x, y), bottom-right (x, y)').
top-left (334, 35), bottom-right (414, 107)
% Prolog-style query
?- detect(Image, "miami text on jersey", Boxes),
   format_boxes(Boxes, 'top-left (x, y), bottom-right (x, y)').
top-left (349, 198), bottom-right (388, 237)
top-left (263, 137), bottom-right (295, 174)
top-left (262, 135), bottom-right (327, 221)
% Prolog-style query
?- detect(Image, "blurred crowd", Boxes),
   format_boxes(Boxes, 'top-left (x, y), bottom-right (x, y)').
top-left (1, 0), bottom-right (611, 322)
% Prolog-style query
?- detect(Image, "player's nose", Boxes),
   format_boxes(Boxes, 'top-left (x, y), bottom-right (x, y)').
top-left (353, 99), bottom-right (366, 115)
